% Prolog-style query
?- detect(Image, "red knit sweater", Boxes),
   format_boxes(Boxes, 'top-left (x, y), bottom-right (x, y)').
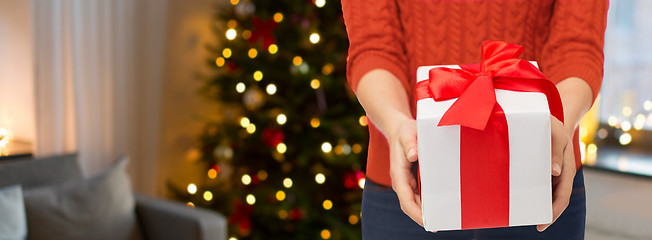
top-left (342, 0), bottom-right (608, 187)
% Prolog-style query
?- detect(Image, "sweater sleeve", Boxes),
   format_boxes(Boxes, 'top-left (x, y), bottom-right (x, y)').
top-left (341, 0), bottom-right (409, 93)
top-left (539, 0), bottom-right (609, 102)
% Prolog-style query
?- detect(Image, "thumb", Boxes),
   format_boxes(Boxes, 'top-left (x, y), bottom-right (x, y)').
top-left (400, 131), bottom-right (418, 162)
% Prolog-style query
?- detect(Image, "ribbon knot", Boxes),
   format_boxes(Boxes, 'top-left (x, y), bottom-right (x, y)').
top-left (416, 40), bottom-right (564, 130)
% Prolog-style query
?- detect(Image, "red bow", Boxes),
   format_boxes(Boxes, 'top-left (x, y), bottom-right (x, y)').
top-left (416, 40), bottom-right (564, 129)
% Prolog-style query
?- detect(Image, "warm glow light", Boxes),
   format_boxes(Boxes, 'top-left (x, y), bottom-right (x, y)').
top-left (276, 190), bottom-right (286, 201)
top-left (203, 191), bottom-right (213, 201)
top-left (619, 133), bottom-right (632, 145)
top-left (349, 215), bottom-right (359, 225)
top-left (278, 210), bottom-right (288, 219)
top-left (248, 48), bottom-right (258, 58)
top-left (283, 178), bottom-right (293, 188)
top-left (187, 183), bottom-right (197, 194)
top-left (607, 116), bottom-right (618, 127)
top-left (246, 124), bottom-right (256, 134)
top-left (587, 143), bottom-right (598, 154)
top-left (187, 202), bottom-right (195, 207)
top-left (645, 100), bottom-right (652, 111)
top-left (253, 70), bottom-right (263, 81)
top-left (310, 79), bottom-right (321, 89)
top-left (321, 142), bottom-right (332, 153)
top-left (322, 63), bottom-right (334, 75)
top-left (621, 121), bottom-right (632, 132)
top-left (246, 194), bottom-right (256, 205)
top-left (342, 144), bottom-right (351, 155)
top-left (320, 229), bottom-right (331, 239)
top-left (242, 174), bottom-right (252, 185)
top-left (623, 107), bottom-right (632, 117)
top-left (242, 30), bottom-right (252, 39)
top-left (277, 114), bottom-right (287, 125)
top-left (226, 29), bottom-right (237, 40)
top-left (315, 0), bottom-right (326, 8)
top-left (215, 57), bottom-right (225, 67)
top-left (323, 199), bottom-right (333, 210)
top-left (273, 12), bottom-right (284, 23)
top-left (310, 118), bottom-right (320, 128)
top-left (359, 116), bottom-right (368, 127)
top-left (277, 143), bottom-right (287, 154)
top-left (358, 178), bottom-right (366, 189)
top-left (266, 84), bottom-right (277, 95)
top-left (235, 82), bottom-right (246, 93)
top-left (315, 173), bottom-right (326, 184)
top-left (222, 48), bottom-right (232, 58)
top-left (352, 144), bottom-right (362, 154)
top-left (227, 19), bottom-right (237, 28)
top-left (208, 169), bottom-right (217, 179)
top-left (268, 44), bottom-right (278, 54)
top-left (634, 114), bottom-right (646, 130)
top-left (240, 117), bottom-right (250, 128)
top-left (230, 0), bottom-right (239, 5)
top-left (597, 128), bottom-right (608, 139)
top-left (293, 56), bottom-right (303, 66)
top-left (258, 170), bottom-right (268, 181)
top-left (309, 33), bottom-right (320, 44)
top-left (334, 145), bottom-right (343, 155)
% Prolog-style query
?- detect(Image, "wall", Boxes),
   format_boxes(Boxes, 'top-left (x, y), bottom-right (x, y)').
top-left (0, 0), bottom-right (35, 146)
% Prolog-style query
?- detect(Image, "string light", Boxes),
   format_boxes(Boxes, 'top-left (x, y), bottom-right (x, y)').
top-left (623, 106), bottom-right (632, 117)
top-left (257, 170), bottom-right (268, 181)
top-left (320, 229), bottom-right (331, 239)
top-left (587, 143), bottom-right (598, 154)
top-left (309, 33), bottom-right (320, 44)
top-left (277, 143), bottom-right (287, 154)
top-left (227, 19), bottom-right (237, 28)
top-left (321, 142), bottom-right (332, 153)
top-left (208, 169), bottom-right (217, 179)
top-left (342, 144), bottom-right (351, 155)
top-left (322, 63), bottom-right (334, 75)
top-left (619, 133), bottom-right (632, 145)
top-left (315, 0), bottom-right (326, 8)
top-left (276, 190), bottom-right (286, 201)
top-left (230, 0), bottom-right (239, 5)
top-left (310, 79), bottom-right (321, 89)
top-left (311, 118), bottom-right (320, 128)
top-left (226, 29), bottom-right (237, 40)
top-left (248, 48), bottom-right (258, 58)
top-left (266, 84), bottom-right (277, 95)
top-left (278, 210), bottom-right (288, 219)
top-left (607, 116), bottom-right (618, 127)
top-left (352, 144), bottom-right (362, 154)
top-left (283, 178), bottom-right (293, 188)
top-left (273, 12), bottom-right (284, 23)
top-left (253, 70), bottom-right (263, 81)
top-left (268, 44), bottom-right (278, 54)
top-left (222, 48), bottom-right (232, 58)
top-left (358, 178), bottom-right (366, 189)
top-left (246, 194), bottom-right (256, 205)
top-left (292, 56), bottom-right (303, 66)
top-left (645, 100), bottom-right (652, 111)
top-left (322, 199), bottom-right (333, 210)
top-left (597, 128), bottom-right (608, 139)
top-left (334, 145), bottom-right (343, 155)
top-left (246, 123), bottom-right (256, 134)
top-left (349, 215), bottom-right (359, 225)
top-left (215, 57), bottom-right (225, 67)
top-left (634, 114), bottom-right (646, 130)
top-left (187, 183), bottom-right (197, 194)
top-left (242, 30), bottom-right (252, 39)
top-left (315, 173), bottom-right (325, 184)
top-left (240, 117), bottom-right (250, 128)
top-left (277, 114), bottom-right (287, 125)
top-left (187, 202), bottom-right (195, 207)
top-left (235, 82), bottom-right (246, 93)
top-left (622, 121), bottom-right (632, 132)
top-left (359, 116), bottom-right (368, 126)
top-left (203, 191), bottom-right (213, 201)
top-left (242, 174), bottom-right (252, 185)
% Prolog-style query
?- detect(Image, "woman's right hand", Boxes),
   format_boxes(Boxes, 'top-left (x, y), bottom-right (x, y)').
top-left (387, 115), bottom-right (423, 227)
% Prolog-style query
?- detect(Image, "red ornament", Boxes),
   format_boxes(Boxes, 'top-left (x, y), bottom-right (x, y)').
top-left (229, 199), bottom-right (254, 236)
top-left (249, 17), bottom-right (277, 49)
top-left (289, 208), bottom-right (303, 221)
top-left (343, 172), bottom-right (356, 189)
top-left (262, 128), bottom-right (284, 147)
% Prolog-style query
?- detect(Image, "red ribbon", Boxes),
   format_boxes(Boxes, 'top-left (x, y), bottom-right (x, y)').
top-left (416, 41), bottom-right (564, 229)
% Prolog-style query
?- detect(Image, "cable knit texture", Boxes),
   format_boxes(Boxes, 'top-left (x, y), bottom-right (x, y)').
top-left (342, 0), bottom-right (608, 186)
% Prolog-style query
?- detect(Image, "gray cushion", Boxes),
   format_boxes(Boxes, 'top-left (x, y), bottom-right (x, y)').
top-left (0, 154), bottom-right (82, 189)
top-left (0, 185), bottom-right (27, 240)
top-left (23, 156), bottom-right (142, 240)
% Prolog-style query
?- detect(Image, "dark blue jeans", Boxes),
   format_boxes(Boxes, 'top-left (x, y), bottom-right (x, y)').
top-left (362, 169), bottom-right (586, 240)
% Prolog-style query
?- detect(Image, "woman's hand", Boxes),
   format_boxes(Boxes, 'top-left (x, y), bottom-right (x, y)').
top-left (387, 116), bottom-right (423, 226)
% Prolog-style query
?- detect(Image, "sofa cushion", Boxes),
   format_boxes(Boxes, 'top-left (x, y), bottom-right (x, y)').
top-left (0, 185), bottom-right (27, 240)
top-left (23, 156), bottom-right (142, 240)
top-left (0, 153), bottom-right (82, 189)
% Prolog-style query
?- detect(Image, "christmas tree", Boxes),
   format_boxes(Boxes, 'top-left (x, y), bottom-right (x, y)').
top-left (169, 0), bottom-right (368, 239)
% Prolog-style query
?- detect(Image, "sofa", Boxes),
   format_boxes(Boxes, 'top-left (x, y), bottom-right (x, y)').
top-left (0, 154), bottom-right (227, 240)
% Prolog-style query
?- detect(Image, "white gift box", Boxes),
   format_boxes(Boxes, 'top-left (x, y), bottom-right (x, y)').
top-left (416, 64), bottom-right (553, 231)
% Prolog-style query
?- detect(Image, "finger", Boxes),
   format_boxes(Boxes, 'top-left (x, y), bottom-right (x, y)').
top-left (550, 118), bottom-right (565, 176)
top-left (394, 179), bottom-right (423, 226)
top-left (538, 142), bottom-right (575, 232)
top-left (399, 126), bottom-right (418, 162)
